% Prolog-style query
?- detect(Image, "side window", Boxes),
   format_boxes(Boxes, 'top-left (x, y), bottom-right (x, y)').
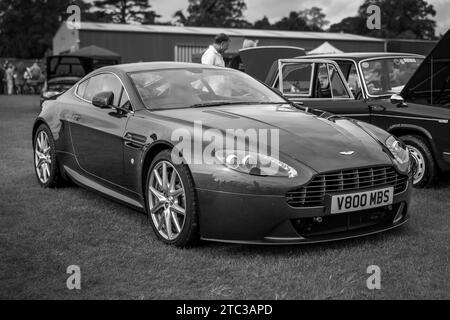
top-left (337, 61), bottom-right (362, 99)
top-left (119, 89), bottom-right (132, 110)
top-left (83, 73), bottom-right (123, 106)
top-left (347, 64), bottom-right (362, 99)
top-left (83, 75), bottom-right (105, 102)
top-left (316, 63), bottom-right (331, 98)
top-left (328, 64), bottom-right (350, 98)
top-left (76, 79), bottom-right (89, 97)
top-left (281, 63), bottom-right (313, 96)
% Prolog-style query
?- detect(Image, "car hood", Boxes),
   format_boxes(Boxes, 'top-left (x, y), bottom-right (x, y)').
top-left (402, 29), bottom-right (450, 100)
top-left (239, 46), bottom-right (306, 82)
top-left (153, 104), bottom-right (393, 173)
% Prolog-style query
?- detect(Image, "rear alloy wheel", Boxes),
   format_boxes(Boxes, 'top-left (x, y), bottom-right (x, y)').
top-left (400, 135), bottom-right (437, 188)
top-left (34, 124), bottom-right (61, 188)
top-left (146, 150), bottom-right (199, 247)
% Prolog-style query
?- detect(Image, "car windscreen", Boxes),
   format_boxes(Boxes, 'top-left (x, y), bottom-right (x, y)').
top-left (129, 68), bottom-right (286, 110)
top-left (360, 57), bottom-right (423, 97)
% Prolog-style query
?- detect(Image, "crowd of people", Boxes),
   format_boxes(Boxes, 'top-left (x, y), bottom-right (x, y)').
top-left (0, 60), bottom-right (44, 95)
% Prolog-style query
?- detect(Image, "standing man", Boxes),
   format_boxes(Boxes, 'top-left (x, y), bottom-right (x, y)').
top-left (201, 33), bottom-right (230, 67)
top-left (15, 61), bottom-right (26, 94)
top-left (0, 60), bottom-right (5, 95)
top-left (6, 64), bottom-right (15, 95)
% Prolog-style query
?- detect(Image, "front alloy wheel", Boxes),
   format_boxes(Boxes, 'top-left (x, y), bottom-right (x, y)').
top-left (149, 161), bottom-right (186, 241)
top-left (35, 130), bottom-right (52, 184)
top-left (146, 150), bottom-right (199, 247)
top-left (33, 124), bottom-right (61, 188)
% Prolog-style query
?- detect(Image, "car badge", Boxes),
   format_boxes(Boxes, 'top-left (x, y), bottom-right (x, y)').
top-left (340, 151), bottom-right (355, 155)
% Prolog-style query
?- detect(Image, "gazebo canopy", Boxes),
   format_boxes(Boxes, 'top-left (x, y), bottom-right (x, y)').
top-left (307, 41), bottom-right (343, 55)
top-left (68, 45), bottom-right (121, 61)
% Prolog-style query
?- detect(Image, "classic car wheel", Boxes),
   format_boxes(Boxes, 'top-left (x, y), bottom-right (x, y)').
top-left (33, 124), bottom-right (62, 188)
top-left (401, 135), bottom-right (437, 188)
top-left (146, 150), bottom-right (199, 247)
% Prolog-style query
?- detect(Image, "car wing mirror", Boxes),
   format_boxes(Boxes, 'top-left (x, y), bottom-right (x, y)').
top-left (92, 91), bottom-right (114, 109)
top-left (390, 94), bottom-right (408, 108)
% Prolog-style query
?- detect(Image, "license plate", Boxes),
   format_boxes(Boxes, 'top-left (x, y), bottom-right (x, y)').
top-left (329, 187), bottom-right (394, 214)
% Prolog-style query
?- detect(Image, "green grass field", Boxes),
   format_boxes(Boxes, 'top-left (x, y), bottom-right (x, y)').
top-left (0, 95), bottom-right (449, 299)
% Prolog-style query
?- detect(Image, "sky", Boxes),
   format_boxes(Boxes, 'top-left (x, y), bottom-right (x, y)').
top-left (151, 0), bottom-right (450, 35)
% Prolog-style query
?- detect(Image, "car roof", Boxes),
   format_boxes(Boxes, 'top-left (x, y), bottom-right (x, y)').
top-left (304, 52), bottom-right (424, 61)
top-left (96, 61), bottom-right (223, 74)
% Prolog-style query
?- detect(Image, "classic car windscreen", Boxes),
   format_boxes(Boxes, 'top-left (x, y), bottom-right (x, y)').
top-left (129, 68), bottom-right (285, 110)
top-left (360, 57), bottom-right (423, 97)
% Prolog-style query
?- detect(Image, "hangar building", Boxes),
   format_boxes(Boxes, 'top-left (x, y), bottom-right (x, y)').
top-left (53, 22), bottom-right (390, 63)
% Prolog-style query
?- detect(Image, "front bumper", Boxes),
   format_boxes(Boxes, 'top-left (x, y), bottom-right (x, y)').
top-left (196, 179), bottom-right (412, 244)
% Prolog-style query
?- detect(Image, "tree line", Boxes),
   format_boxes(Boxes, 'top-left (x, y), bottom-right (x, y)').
top-left (0, 0), bottom-right (438, 59)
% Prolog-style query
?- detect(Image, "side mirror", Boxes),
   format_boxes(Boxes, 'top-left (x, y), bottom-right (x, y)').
top-left (390, 94), bottom-right (407, 108)
top-left (92, 91), bottom-right (114, 108)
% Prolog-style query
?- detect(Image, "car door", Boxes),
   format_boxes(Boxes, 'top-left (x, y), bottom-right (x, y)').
top-left (273, 59), bottom-right (371, 123)
top-left (69, 72), bottom-right (130, 187)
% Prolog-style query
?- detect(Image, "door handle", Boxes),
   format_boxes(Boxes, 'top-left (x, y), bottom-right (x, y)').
top-left (72, 114), bottom-right (81, 121)
top-left (369, 105), bottom-right (386, 112)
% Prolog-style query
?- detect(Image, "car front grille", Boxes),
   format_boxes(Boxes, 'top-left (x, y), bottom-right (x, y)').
top-left (286, 166), bottom-right (408, 208)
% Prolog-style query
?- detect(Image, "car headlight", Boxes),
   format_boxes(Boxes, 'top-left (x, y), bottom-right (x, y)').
top-left (215, 150), bottom-right (298, 178)
top-left (385, 136), bottom-right (410, 173)
top-left (42, 90), bottom-right (61, 99)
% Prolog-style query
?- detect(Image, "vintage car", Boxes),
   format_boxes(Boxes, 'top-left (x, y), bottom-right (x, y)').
top-left (41, 55), bottom-right (94, 102)
top-left (240, 36), bottom-right (449, 188)
top-left (42, 50), bottom-right (120, 103)
top-left (33, 62), bottom-right (412, 246)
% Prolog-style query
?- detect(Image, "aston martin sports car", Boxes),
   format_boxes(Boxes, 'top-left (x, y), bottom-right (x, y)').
top-left (33, 62), bottom-right (412, 247)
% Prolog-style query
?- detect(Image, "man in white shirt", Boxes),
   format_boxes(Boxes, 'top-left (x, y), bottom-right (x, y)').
top-left (201, 33), bottom-right (230, 67)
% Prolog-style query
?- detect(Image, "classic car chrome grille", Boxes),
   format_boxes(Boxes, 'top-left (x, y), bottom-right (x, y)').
top-left (286, 166), bottom-right (408, 208)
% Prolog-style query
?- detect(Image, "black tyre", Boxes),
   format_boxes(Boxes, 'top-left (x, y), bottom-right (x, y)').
top-left (145, 150), bottom-right (199, 247)
top-left (33, 124), bottom-right (62, 188)
top-left (400, 135), bottom-right (437, 188)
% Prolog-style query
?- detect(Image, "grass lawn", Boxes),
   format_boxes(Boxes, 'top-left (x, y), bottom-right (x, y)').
top-left (0, 95), bottom-right (449, 300)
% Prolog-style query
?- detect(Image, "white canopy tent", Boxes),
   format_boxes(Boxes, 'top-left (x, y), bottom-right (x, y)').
top-left (307, 41), bottom-right (343, 55)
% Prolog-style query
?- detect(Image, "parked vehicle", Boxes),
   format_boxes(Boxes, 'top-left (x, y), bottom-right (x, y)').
top-left (42, 54), bottom-right (120, 103)
top-left (41, 55), bottom-right (92, 102)
top-left (33, 62), bottom-right (412, 246)
top-left (240, 36), bottom-right (450, 187)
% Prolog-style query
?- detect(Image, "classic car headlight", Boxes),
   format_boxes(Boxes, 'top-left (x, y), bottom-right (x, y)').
top-left (215, 150), bottom-right (298, 178)
top-left (385, 136), bottom-right (410, 172)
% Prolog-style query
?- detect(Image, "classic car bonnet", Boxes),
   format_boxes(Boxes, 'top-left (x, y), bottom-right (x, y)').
top-left (46, 55), bottom-right (93, 82)
top-left (401, 29), bottom-right (450, 104)
top-left (239, 46), bottom-right (306, 82)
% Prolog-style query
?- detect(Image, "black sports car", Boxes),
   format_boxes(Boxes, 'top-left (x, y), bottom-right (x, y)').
top-left (33, 62), bottom-right (412, 246)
